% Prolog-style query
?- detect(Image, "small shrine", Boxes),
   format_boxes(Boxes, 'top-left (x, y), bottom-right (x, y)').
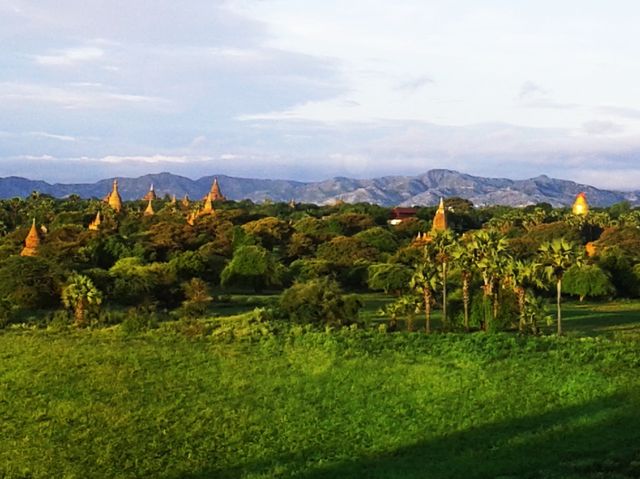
top-left (572, 192), bottom-right (589, 216)
top-left (88, 211), bottom-right (102, 231)
top-left (20, 219), bottom-right (41, 257)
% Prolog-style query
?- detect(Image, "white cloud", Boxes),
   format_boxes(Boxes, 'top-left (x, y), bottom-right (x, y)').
top-left (34, 46), bottom-right (104, 66)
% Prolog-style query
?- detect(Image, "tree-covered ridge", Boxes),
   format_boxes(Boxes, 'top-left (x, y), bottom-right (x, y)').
top-left (1, 190), bottom-right (640, 332)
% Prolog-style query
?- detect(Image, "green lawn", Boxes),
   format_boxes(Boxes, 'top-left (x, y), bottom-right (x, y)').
top-left (2, 308), bottom-right (640, 478)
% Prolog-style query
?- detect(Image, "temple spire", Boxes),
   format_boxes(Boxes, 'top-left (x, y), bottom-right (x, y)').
top-left (88, 211), bottom-right (102, 231)
top-left (21, 219), bottom-right (41, 257)
top-left (107, 179), bottom-right (123, 213)
top-left (432, 198), bottom-right (448, 232)
top-left (572, 192), bottom-right (589, 216)
top-left (144, 198), bottom-right (155, 216)
top-left (206, 177), bottom-right (226, 201)
top-left (143, 183), bottom-right (157, 201)
top-left (202, 192), bottom-right (215, 215)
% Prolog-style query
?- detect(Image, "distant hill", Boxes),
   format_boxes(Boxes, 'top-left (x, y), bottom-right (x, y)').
top-left (0, 169), bottom-right (637, 207)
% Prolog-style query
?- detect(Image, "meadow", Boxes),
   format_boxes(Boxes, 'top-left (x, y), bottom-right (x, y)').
top-left (2, 300), bottom-right (640, 479)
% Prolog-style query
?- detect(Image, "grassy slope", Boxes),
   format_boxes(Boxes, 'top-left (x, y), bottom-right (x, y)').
top-left (2, 326), bottom-right (640, 479)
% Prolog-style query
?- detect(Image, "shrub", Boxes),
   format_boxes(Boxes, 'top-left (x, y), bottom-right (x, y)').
top-left (279, 277), bottom-right (362, 327)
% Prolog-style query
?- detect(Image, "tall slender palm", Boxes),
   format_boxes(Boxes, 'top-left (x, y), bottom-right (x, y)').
top-left (539, 239), bottom-right (584, 335)
top-left (62, 273), bottom-right (103, 327)
top-left (451, 236), bottom-right (476, 331)
top-left (410, 261), bottom-right (438, 334)
top-left (468, 230), bottom-right (511, 331)
top-left (427, 230), bottom-right (456, 330)
top-left (504, 259), bottom-right (543, 333)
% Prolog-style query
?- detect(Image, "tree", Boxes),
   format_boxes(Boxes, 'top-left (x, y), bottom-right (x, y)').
top-left (180, 278), bottom-right (213, 317)
top-left (539, 239), bottom-right (584, 335)
top-left (451, 238), bottom-right (476, 331)
top-left (563, 264), bottom-right (614, 301)
top-left (410, 259), bottom-right (438, 333)
top-left (61, 273), bottom-right (103, 327)
top-left (504, 259), bottom-right (543, 333)
top-left (427, 230), bottom-right (456, 329)
top-left (279, 277), bottom-right (361, 327)
top-left (468, 230), bottom-right (510, 331)
top-left (367, 263), bottom-right (413, 295)
top-left (221, 245), bottom-right (285, 292)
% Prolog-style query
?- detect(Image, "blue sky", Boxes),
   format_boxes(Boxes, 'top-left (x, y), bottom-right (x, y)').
top-left (2, 0), bottom-right (640, 189)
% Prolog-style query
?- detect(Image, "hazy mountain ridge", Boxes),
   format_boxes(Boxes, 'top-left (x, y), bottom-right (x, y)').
top-left (0, 170), bottom-right (637, 207)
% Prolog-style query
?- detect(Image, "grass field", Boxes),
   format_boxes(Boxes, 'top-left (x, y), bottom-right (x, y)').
top-left (2, 301), bottom-right (640, 478)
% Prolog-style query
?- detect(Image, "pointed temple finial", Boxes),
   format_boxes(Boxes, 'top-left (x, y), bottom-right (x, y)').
top-left (143, 183), bottom-right (157, 201)
top-left (572, 192), bottom-right (589, 216)
top-left (88, 211), bottom-right (102, 231)
top-left (21, 219), bottom-right (41, 256)
top-left (432, 197), bottom-right (448, 232)
top-left (144, 198), bottom-right (154, 216)
top-left (201, 192), bottom-right (215, 215)
top-left (205, 177), bottom-right (226, 201)
top-left (107, 179), bottom-right (123, 212)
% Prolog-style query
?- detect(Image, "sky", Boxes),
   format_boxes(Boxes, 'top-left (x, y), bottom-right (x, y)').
top-left (2, 0), bottom-right (640, 189)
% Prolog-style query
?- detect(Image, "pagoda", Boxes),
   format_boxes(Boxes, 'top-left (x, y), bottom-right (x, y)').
top-left (201, 192), bottom-right (215, 215)
top-left (107, 179), bottom-right (123, 213)
top-left (143, 184), bottom-right (157, 201)
top-left (88, 211), bottom-right (102, 231)
top-left (144, 198), bottom-right (155, 216)
top-left (205, 177), bottom-right (226, 201)
top-left (432, 198), bottom-right (448, 232)
top-left (181, 194), bottom-right (190, 208)
top-left (20, 219), bottom-right (41, 257)
top-left (572, 192), bottom-right (589, 216)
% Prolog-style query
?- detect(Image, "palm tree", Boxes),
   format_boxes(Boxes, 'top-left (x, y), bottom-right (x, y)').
top-left (62, 273), bottom-right (103, 327)
top-left (451, 237), bottom-right (476, 331)
top-left (538, 239), bottom-right (584, 335)
top-left (468, 230), bottom-right (511, 331)
top-left (504, 259), bottom-right (543, 333)
top-left (427, 230), bottom-right (456, 330)
top-left (410, 261), bottom-right (438, 333)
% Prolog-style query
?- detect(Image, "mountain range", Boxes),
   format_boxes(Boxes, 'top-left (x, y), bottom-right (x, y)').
top-left (0, 170), bottom-right (637, 207)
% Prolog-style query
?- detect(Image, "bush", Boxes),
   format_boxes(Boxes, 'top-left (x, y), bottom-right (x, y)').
top-left (279, 277), bottom-right (362, 327)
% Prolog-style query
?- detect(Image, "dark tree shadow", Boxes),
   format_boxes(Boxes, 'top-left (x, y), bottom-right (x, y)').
top-left (172, 392), bottom-right (640, 479)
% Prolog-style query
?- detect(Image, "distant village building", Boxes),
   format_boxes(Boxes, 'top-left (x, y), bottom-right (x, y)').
top-left (142, 184), bottom-right (157, 201)
top-left (106, 179), bottom-right (123, 213)
top-left (144, 198), bottom-right (155, 216)
top-left (21, 219), bottom-right (41, 257)
top-left (388, 207), bottom-right (418, 226)
top-left (572, 192), bottom-right (589, 216)
top-left (88, 211), bottom-right (102, 231)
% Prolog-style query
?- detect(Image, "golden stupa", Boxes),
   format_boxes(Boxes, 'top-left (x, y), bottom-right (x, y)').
top-left (20, 219), bottom-right (41, 257)
top-left (143, 198), bottom-right (154, 216)
top-left (181, 194), bottom-right (190, 208)
top-left (187, 209), bottom-right (199, 226)
top-left (204, 177), bottom-right (226, 201)
top-left (572, 192), bottom-right (589, 216)
top-left (107, 179), bottom-right (123, 213)
top-left (201, 192), bottom-right (215, 215)
top-left (142, 184), bottom-right (157, 201)
top-left (88, 211), bottom-right (102, 231)
top-left (432, 198), bottom-right (448, 232)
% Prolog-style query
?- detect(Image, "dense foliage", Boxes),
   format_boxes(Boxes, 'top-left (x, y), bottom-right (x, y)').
top-left (1, 193), bottom-right (640, 332)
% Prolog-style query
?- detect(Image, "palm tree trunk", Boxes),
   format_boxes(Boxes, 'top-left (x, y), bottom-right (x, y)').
top-left (424, 289), bottom-right (431, 334)
top-left (462, 276), bottom-right (470, 332)
top-left (74, 300), bottom-right (86, 328)
top-left (556, 278), bottom-right (562, 336)
top-left (517, 287), bottom-right (526, 333)
top-left (442, 261), bottom-right (447, 330)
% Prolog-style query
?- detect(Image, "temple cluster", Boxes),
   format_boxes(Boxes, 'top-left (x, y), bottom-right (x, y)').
top-left (19, 187), bottom-right (591, 257)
